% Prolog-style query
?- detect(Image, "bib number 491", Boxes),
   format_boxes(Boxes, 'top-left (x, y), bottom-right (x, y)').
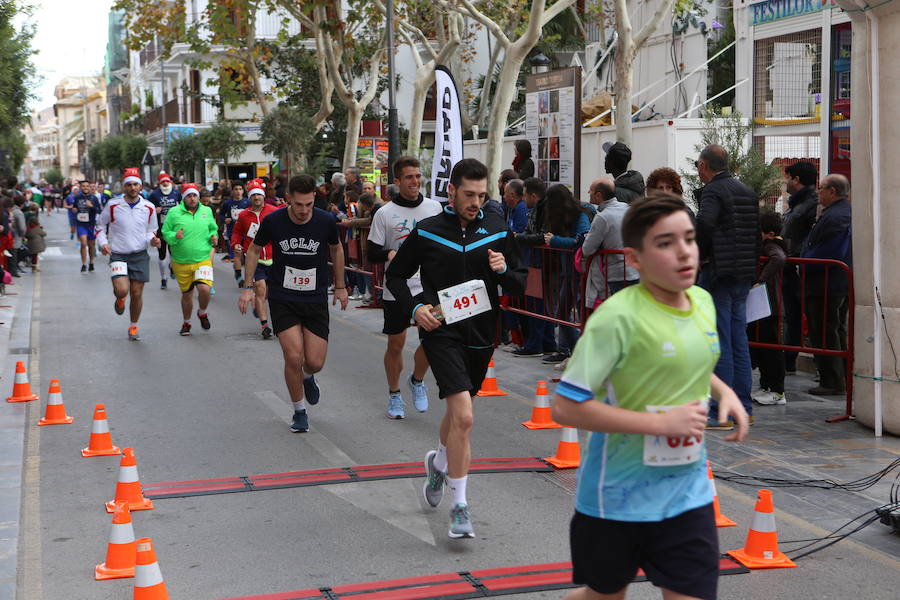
top-left (452, 293), bottom-right (479, 311)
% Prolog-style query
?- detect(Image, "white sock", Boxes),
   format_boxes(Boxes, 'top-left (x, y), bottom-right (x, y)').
top-left (130, 322), bottom-right (138, 328)
top-left (292, 399), bottom-right (306, 412)
top-left (158, 257), bottom-right (168, 278)
top-left (434, 443), bottom-right (448, 473)
top-left (447, 476), bottom-right (467, 506)
top-left (303, 370), bottom-right (314, 380)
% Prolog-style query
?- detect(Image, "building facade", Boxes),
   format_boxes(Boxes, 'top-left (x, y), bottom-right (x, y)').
top-left (53, 76), bottom-right (106, 181)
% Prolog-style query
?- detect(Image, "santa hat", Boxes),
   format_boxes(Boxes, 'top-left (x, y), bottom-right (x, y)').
top-left (158, 171), bottom-right (173, 184)
top-left (181, 183), bottom-right (200, 198)
top-left (247, 179), bottom-right (265, 197)
top-left (122, 168), bottom-right (142, 185)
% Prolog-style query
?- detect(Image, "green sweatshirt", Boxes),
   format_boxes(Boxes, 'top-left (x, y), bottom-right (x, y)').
top-left (160, 201), bottom-right (218, 264)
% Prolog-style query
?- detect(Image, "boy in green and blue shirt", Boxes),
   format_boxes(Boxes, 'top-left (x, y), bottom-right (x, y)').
top-left (553, 195), bottom-right (749, 600)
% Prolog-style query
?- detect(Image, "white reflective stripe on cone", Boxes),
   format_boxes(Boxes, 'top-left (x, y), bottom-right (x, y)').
top-left (485, 366), bottom-right (495, 377)
top-left (47, 392), bottom-right (63, 406)
top-left (109, 521), bottom-right (135, 544)
top-left (534, 392), bottom-right (550, 408)
top-left (709, 477), bottom-right (718, 496)
top-left (750, 511), bottom-right (777, 533)
top-left (561, 427), bottom-right (579, 442)
top-left (135, 562), bottom-right (164, 587)
top-left (91, 418), bottom-right (109, 434)
top-left (14, 372), bottom-right (26, 383)
top-left (118, 465), bottom-right (139, 483)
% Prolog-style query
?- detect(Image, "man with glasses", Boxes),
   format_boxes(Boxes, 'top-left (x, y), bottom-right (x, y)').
top-left (803, 174), bottom-right (852, 396)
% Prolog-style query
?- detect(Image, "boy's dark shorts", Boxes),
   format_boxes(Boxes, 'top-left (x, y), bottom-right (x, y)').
top-left (268, 298), bottom-right (329, 340)
top-left (421, 336), bottom-right (493, 399)
top-left (570, 503), bottom-right (719, 600)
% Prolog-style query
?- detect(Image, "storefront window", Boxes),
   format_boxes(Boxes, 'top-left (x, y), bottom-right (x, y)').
top-left (753, 30), bottom-right (823, 125)
top-left (829, 23), bottom-right (851, 179)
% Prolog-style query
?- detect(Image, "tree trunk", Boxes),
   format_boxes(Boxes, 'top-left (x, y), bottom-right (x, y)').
top-left (484, 47), bottom-right (526, 187)
top-left (343, 103), bottom-right (363, 170)
top-left (614, 44), bottom-right (634, 147)
top-left (406, 71), bottom-right (432, 155)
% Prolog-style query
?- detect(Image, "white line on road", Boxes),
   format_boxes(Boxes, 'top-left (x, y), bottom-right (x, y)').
top-left (254, 391), bottom-right (436, 546)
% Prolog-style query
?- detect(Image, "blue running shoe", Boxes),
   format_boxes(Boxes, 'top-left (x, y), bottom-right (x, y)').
top-left (422, 450), bottom-right (445, 507)
top-left (303, 375), bottom-right (320, 405)
top-left (290, 410), bottom-right (309, 433)
top-left (387, 392), bottom-right (405, 419)
top-left (408, 376), bottom-right (428, 412)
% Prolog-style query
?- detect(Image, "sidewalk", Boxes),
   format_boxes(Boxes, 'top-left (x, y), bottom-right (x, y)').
top-left (0, 271), bottom-right (36, 599)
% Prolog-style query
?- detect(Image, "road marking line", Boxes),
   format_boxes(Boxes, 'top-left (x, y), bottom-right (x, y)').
top-left (20, 272), bottom-right (42, 600)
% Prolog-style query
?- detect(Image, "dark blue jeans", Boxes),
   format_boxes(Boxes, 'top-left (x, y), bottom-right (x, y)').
top-left (523, 298), bottom-right (557, 353)
top-left (699, 274), bottom-right (753, 417)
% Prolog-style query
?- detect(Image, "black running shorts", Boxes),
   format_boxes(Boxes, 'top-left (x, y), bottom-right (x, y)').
top-left (569, 503), bottom-right (719, 600)
top-left (382, 300), bottom-right (415, 335)
top-left (421, 336), bottom-right (493, 399)
top-left (268, 298), bottom-right (330, 340)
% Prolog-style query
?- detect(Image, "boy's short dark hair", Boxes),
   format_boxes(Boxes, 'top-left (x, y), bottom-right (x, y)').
top-left (288, 174), bottom-right (317, 195)
top-left (784, 161), bottom-right (817, 186)
top-left (759, 211), bottom-right (783, 235)
top-left (231, 181), bottom-right (244, 190)
top-left (392, 156), bottom-right (421, 179)
top-left (450, 158), bottom-right (488, 188)
top-left (622, 194), bottom-right (691, 250)
top-left (27, 217), bottom-right (39, 227)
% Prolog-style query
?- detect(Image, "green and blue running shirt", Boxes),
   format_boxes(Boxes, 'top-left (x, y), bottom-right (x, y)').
top-left (557, 283), bottom-right (720, 521)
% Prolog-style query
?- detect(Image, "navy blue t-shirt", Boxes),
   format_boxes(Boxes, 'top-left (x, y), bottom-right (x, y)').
top-left (253, 207), bottom-right (338, 303)
top-left (73, 192), bottom-right (99, 228)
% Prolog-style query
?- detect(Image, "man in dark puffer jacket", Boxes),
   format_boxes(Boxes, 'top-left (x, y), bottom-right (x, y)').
top-left (695, 145), bottom-right (760, 425)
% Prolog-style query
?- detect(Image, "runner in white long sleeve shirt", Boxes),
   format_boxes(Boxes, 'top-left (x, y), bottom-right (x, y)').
top-left (95, 168), bottom-right (161, 340)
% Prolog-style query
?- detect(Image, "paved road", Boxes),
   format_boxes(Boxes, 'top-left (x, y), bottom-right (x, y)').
top-left (13, 212), bottom-right (900, 599)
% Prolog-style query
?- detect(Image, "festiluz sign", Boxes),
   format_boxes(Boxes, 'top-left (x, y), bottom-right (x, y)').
top-left (749, 0), bottom-right (834, 26)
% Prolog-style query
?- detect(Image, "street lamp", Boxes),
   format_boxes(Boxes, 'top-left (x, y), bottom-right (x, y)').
top-left (530, 52), bottom-right (552, 74)
top-left (386, 0), bottom-right (398, 184)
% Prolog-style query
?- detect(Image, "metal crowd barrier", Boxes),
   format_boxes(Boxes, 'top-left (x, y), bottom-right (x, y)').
top-left (499, 247), bottom-right (854, 423)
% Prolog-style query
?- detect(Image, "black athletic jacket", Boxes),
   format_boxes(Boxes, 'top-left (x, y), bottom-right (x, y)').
top-left (385, 206), bottom-right (527, 347)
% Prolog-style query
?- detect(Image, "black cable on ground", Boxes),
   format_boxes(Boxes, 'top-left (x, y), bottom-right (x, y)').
top-left (715, 458), bottom-right (900, 493)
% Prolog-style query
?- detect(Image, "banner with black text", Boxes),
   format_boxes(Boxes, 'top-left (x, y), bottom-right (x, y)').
top-left (431, 65), bottom-right (464, 204)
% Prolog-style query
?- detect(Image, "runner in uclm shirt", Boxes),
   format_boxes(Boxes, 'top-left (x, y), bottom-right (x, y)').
top-left (252, 205), bottom-right (340, 303)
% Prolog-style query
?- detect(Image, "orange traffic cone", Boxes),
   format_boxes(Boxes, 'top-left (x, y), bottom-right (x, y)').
top-left (82, 404), bottom-right (122, 457)
top-left (707, 460), bottom-right (736, 527)
top-left (6, 360), bottom-right (38, 403)
top-left (476, 357), bottom-right (506, 397)
top-left (727, 489), bottom-right (796, 569)
top-left (522, 380), bottom-right (561, 429)
top-left (95, 501), bottom-right (136, 580)
top-left (37, 379), bottom-right (74, 426)
top-left (133, 537), bottom-right (169, 599)
top-left (545, 426), bottom-right (580, 468)
top-left (106, 448), bottom-right (154, 513)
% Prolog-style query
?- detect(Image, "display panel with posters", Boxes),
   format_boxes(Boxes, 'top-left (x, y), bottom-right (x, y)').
top-left (525, 67), bottom-right (581, 197)
top-left (356, 138), bottom-right (389, 197)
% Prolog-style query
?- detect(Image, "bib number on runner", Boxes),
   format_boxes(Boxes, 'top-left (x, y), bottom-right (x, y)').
top-left (643, 401), bottom-right (707, 467)
top-left (247, 222), bottom-right (259, 239)
top-left (110, 261), bottom-right (128, 277)
top-left (194, 265), bottom-right (214, 282)
top-left (77, 212), bottom-right (90, 222)
top-left (437, 279), bottom-right (491, 325)
top-left (283, 266), bottom-right (316, 291)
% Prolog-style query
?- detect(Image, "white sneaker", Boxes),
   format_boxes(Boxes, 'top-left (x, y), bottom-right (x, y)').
top-left (756, 391), bottom-right (786, 405)
top-left (553, 357), bottom-right (569, 371)
top-left (349, 293), bottom-right (363, 300)
top-left (500, 343), bottom-right (522, 353)
top-left (751, 388), bottom-right (771, 403)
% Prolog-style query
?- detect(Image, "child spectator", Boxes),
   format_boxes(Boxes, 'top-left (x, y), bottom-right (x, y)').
top-left (553, 194), bottom-right (748, 600)
top-left (752, 211), bottom-right (788, 405)
top-left (25, 217), bottom-right (46, 272)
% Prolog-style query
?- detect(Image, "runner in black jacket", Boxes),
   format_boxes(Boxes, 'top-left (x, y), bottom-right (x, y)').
top-left (385, 158), bottom-right (526, 539)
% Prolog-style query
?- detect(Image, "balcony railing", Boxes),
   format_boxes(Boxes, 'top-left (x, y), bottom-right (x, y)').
top-left (141, 99), bottom-right (180, 133)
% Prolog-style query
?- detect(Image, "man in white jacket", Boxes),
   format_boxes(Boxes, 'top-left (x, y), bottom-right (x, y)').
top-left (95, 168), bottom-right (161, 341)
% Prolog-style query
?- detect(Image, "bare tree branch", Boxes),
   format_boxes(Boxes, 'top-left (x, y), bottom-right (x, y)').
top-left (634, 0), bottom-right (676, 50)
